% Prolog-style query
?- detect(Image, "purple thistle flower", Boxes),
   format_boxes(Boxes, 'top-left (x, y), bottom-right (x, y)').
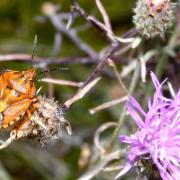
top-left (117, 72), bottom-right (180, 180)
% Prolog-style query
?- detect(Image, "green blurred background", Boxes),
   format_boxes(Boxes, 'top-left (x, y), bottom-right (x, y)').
top-left (0, 0), bottom-right (136, 180)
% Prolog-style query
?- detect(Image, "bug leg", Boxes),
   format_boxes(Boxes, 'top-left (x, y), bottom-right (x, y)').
top-left (10, 102), bottom-right (47, 145)
top-left (13, 113), bottom-right (34, 139)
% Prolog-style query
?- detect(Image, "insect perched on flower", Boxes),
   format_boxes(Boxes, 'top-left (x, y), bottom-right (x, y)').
top-left (0, 95), bottom-right (72, 149)
top-left (116, 72), bottom-right (180, 180)
top-left (0, 68), bottom-right (71, 149)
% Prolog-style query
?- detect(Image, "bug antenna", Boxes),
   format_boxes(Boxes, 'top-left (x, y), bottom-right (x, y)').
top-left (32, 34), bottom-right (38, 61)
top-left (37, 67), bottom-right (68, 75)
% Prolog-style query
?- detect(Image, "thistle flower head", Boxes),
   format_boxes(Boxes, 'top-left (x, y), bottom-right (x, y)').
top-left (117, 72), bottom-right (180, 180)
top-left (133, 0), bottom-right (176, 38)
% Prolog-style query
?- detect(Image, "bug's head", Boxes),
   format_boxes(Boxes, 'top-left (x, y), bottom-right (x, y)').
top-left (23, 68), bottom-right (36, 80)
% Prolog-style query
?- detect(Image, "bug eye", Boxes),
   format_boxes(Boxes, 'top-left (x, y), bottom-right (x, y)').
top-left (29, 80), bottom-right (33, 86)
top-left (15, 91), bottom-right (21, 97)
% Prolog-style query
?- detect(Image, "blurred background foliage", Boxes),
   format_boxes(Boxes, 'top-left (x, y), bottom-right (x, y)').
top-left (0, 0), bottom-right (178, 180)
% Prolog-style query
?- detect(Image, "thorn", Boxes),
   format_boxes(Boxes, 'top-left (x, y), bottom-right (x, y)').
top-left (0, 133), bottom-right (16, 150)
top-left (36, 86), bottom-right (43, 95)
top-left (66, 12), bottom-right (74, 30)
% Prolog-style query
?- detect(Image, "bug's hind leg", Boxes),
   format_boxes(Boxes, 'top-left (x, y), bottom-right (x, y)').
top-left (13, 112), bottom-right (34, 139)
top-left (12, 102), bottom-right (47, 140)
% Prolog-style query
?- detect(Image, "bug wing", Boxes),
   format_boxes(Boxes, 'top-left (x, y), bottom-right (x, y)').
top-left (2, 99), bottom-right (32, 128)
top-left (9, 79), bottom-right (27, 93)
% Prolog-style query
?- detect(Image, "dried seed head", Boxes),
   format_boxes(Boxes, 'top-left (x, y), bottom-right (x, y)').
top-left (29, 96), bottom-right (72, 145)
top-left (133, 0), bottom-right (176, 38)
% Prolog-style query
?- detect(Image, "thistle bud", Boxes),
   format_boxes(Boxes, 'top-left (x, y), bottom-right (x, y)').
top-left (133, 0), bottom-right (176, 38)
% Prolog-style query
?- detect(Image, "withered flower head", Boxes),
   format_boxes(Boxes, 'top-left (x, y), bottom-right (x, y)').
top-left (29, 96), bottom-right (72, 145)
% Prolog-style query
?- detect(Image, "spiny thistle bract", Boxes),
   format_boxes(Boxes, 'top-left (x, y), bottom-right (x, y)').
top-left (133, 0), bottom-right (176, 38)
